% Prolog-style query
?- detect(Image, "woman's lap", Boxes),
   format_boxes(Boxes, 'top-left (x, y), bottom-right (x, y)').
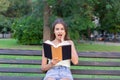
top-left (43, 66), bottom-right (73, 80)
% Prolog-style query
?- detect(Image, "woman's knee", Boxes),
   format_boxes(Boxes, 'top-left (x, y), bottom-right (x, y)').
top-left (45, 77), bottom-right (55, 80)
top-left (60, 78), bottom-right (71, 80)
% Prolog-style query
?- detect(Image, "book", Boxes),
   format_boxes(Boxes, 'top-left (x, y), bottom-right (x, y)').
top-left (43, 42), bottom-right (71, 60)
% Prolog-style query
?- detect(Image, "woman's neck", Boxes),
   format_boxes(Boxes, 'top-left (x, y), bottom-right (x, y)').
top-left (52, 39), bottom-right (62, 45)
top-left (55, 38), bottom-right (62, 42)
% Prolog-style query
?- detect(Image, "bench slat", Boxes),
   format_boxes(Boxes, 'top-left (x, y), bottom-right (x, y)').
top-left (0, 68), bottom-right (42, 73)
top-left (0, 59), bottom-right (41, 65)
top-left (0, 76), bottom-right (119, 80)
top-left (78, 52), bottom-right (120, 58)
top-left (1, 49), bottom-right (120, 58)
top-left (78, 61), bottom-right (120, 67)
top-left (0, 68), bottom-right (120, 75)
top-left (1, 59), bottom-right (120, 67)
top-left (72, 69), bottom-right (120, 75)
top-left (74, 78), bottom-right (120, 80)
top-left (0, 76), bottom-right (43, 80)
top-left (0, 49), bottom-right (41, 56)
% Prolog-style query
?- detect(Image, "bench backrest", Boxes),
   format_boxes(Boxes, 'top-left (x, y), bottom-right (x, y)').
top-left (0, 49), bottom-right (120, 80)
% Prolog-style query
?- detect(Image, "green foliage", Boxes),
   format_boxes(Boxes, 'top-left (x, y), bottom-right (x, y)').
top-left (69, 29), bottom-right (79, 40)
top-left (0, 0), bottom-right (10, 12)
top-left (70, 0), bottom-right (95, 39)
top-left (12, 0), bottom-right (43, 45)
top-left (47, 0), bottom-right (95, 40)
top-left (0, 0), bottom-right (32, 33)
top-left (1, 0), bottom-right (32, 17)
top-left (1, 0), bottom-right (120, 45)
top-left (0, 15), bottom-right (12, 32)
top-left (12, 15), bottom-right (43, 45)
top-left (94, 0), bottom-right (120, 34)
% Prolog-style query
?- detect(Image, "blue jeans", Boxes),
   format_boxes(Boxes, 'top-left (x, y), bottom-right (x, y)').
top-left (43, 66), bottom-right (73, 80)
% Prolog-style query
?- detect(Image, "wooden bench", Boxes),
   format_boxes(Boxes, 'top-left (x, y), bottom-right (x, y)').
top-left (0, 49), bottom-right (120, 80)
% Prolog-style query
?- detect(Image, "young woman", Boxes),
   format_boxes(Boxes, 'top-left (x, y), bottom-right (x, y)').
top-left (41, 18), bottom-right (78, 80)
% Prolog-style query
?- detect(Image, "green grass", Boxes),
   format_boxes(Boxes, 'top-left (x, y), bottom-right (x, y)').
top-left (0, 38), bottom-right (120, 52)
top-left (0, 38), bottom-right (41, 50)
top-left (76, 43), bottom-right (120, 52)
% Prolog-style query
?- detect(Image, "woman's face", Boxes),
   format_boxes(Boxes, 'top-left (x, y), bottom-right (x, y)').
top-left (54, 23), bottom-right (66, 40)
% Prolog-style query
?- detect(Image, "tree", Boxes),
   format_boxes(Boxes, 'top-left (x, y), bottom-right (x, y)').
top-left (45, 0), bottom-right (95, 40)
top-left (1, 0), bottom-right (32, 17)
top-left (0, 0), bottom-right (10, 12)
top-left (93, 0), bottom-right (120, 41)
top-left (0, 0), bottom-right (11, 33)
top-left (43, 0), bottom-right (51, 41)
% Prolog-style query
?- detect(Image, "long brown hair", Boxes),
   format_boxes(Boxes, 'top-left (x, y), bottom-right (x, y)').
top-left (51, 18), bottom-right (70, 41)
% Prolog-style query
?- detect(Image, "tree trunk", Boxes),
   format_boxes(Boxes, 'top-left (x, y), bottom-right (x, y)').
top-left (43, 0), bottom-right (50, 41)
top-left (87, 27), bottom-right (91, 40)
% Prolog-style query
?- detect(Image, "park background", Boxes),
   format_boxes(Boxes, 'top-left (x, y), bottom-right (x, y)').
top-left (1, 0), bottom-right (120, 44)
top-left (0, 0), bottom-right (120, 79)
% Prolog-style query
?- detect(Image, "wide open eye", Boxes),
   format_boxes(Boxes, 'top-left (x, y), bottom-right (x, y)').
top-left (55, 28), bottom-right (59, 30)
top-left (61, 28), bottom-right (65, 30)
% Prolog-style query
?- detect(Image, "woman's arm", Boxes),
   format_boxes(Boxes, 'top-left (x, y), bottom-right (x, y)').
top-left (41, 49), bottom-right (53, 72)
top-left (69, 40), bottom-right (78, 65)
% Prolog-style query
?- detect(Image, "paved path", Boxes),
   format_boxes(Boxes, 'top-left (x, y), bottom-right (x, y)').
top-left (93, 41), bottom-right (120, 46)
top-left (80, 40), bottom-right (120, 46)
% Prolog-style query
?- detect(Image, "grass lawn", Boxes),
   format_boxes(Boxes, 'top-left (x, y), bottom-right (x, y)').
top-left (0, 38), bottom-right (120, 79)
top-left (0, 38), bottom-right (41, 50)
top-left (0, 38), bottom-right (120, 52)
top-left (76, 43), bottom-right (120, 52)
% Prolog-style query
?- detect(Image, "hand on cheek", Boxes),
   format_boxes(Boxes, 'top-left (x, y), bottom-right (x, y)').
top-left (61, 33), bottom-right (65, 42)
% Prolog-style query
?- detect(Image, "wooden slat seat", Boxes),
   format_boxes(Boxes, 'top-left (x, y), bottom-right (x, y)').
top-left (0, 49), bottom-right (120, 80)
top-left (74, 78), bottom-right (120, 80)
top-left (78, 61), bottom-right (120, 67)
top-left (78, 52), bottom-right (120, 58)
top-left (0, 49), bottom-right (41, 56)
top-left (1, 59), bottom-right (120, 66)
top-left (0, 59), bottom-right (41, 65)
top-left (0, 68), bottom-right (120, 75)
top-left (0, 76), bottom-right (119, 80)
top-left (0, 76), bottom-right (43, 80)
top-left (0, 68), bottom-right (42, 73)
top-left (71, 69), bottom-right (120, 75)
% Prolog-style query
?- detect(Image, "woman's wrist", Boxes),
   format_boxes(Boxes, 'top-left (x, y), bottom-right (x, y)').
top-left (49, 62), bottom-right (54, 68)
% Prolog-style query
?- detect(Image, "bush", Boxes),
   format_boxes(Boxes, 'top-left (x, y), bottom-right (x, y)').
top-left (12, 15), bottom-right (43, 45)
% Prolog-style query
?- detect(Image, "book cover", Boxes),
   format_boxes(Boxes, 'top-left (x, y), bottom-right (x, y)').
top-left (43, 43), bottom-right (71, 60)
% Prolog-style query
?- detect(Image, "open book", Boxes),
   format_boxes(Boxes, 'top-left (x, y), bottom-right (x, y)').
top-left (43, 41), bottom-right (71, 60)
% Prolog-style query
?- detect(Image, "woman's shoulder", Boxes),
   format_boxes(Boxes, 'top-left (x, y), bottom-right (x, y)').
top-left (44, 40), bottom-right (51, 43)
top-left (66, 40), bottom-right (74, 44)
top-left (43, 40), bottom-right (53, 44)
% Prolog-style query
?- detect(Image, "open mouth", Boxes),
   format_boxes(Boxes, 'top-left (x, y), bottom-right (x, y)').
top-left (58, 34), bottom-right (62, 37)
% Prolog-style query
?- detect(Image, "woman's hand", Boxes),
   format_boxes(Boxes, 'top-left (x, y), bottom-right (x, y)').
top-left (61, 33), bottom-right (65, 42)
top-left (51, 58), bottom-right (60, 65)
top-left (41, 57), bottom-right (60, 71)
